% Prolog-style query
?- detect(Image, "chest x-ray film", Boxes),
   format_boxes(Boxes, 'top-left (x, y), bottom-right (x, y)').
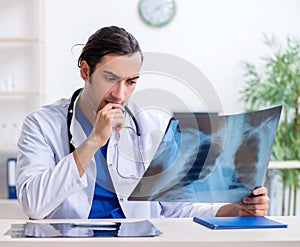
top-left (128, 106), bottom-right (282, 203)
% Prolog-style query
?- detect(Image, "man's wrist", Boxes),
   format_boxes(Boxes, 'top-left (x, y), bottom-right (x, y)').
top-left (73, 135), bottom-right (101, 176)
top-left (216, 203), bottom-right (239, 217)
top-left (73, 150), bottom-right (85, 177)
top-left (86, 133), bottom-right (102, 150)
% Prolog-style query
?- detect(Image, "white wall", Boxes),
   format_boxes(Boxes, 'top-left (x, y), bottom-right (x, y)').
top-left (44, 0), bottom-right (300, 114)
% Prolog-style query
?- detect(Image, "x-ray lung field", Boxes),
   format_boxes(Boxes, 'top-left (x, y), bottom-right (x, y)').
top-left (128, 106), bottom-right (282, 203)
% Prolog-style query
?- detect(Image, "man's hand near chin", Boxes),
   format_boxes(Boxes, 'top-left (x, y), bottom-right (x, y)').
top-left (216, 186), bottom-right (270, 217)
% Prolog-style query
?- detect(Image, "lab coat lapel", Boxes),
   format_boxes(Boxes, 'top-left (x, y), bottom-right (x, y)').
top-left (69, 100), bottom-right (96, 183)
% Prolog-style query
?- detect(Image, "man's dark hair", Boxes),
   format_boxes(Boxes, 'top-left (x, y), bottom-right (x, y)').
top-left (78, 26), bottom-right (142, 76)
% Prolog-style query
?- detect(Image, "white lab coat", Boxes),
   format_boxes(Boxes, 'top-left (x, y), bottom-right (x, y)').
top-left (16, 96), bottom-right (222, 219)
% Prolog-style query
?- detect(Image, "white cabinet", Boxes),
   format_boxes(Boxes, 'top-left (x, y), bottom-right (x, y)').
top-left (0, 0), bottom-right (44, 150)
top-left (0, 0), bottom-right (44, 198)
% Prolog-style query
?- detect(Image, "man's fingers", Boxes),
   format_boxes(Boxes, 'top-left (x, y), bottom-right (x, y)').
top-left (243, 195), bottom-right (270, 205)
top-left (240, 202), bottom-right (268, 211)
top-left (239, 199), bottom-right (269, 216)
top-left (240, 207), bottom-right (267, 216)
top-left (252, 186), bottom-right (268, 196)
top-left (98, 102), bottom-right (124, 113)
top-left (96, 107), bottom-right (125, 131)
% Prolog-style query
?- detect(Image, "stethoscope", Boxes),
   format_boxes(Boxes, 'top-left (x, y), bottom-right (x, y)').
top-left (67, 88), bottom-right (145, 179)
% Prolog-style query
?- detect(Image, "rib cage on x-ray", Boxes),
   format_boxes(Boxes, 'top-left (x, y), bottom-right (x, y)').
top-left (128, 106), bottom-right (282, 203)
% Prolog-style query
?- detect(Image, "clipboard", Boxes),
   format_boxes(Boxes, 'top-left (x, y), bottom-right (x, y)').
top-left (193, 216), bottom-right (288, 230)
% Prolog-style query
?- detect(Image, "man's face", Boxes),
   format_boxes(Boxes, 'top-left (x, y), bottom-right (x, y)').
top-left (84, 52), bottom-right (142, 111)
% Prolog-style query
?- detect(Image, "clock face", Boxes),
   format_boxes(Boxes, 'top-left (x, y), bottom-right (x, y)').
top-left (139, 0), bottom-right (176, 27)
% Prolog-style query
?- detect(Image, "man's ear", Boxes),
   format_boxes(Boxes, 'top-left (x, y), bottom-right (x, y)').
top-left (80, 61), bottom-right (90, 81)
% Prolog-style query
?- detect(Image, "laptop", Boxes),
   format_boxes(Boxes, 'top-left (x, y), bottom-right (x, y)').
top-left (128, 106), bottom-right (282, 203)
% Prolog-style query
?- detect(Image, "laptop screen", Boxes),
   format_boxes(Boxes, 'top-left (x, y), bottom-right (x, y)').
top-left (128, 106), bottom-right (282, 203)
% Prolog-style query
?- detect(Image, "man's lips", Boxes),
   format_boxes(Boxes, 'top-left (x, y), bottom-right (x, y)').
top-left (105, 100), bottom-right (124, 105)
top-left (96, 100), bottom-right (125, 112)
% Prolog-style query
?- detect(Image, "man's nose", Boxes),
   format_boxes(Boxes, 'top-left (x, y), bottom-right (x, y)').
top-left (111, 81), bottom-right (126, 101)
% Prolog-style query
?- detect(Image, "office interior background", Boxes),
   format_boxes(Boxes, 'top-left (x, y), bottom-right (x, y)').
top-left (0, 0), bottom-right (299, 216)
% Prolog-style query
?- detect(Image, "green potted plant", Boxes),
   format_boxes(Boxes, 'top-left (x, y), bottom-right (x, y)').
top-left (241, 34), bottom-right (300, 215)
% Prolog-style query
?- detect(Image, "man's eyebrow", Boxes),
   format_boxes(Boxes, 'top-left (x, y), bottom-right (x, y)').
top-left (103, 70), bottom-right (139, 81)
top-left (103, 70), bottom-right (121, 79)
top-left (127, 75), bottom-right (140, 80)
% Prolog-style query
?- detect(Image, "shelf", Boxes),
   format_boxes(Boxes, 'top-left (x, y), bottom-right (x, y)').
top-left (0, 146), bottom-right (18, 153)
top-left (0, 92), bottom-right (40, 97)
top-left (269, 161), bottom-right (300, 169)
top-left (0, 37), bottom-right (40, 43)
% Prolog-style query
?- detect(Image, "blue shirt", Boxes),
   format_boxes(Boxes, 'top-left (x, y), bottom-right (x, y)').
top-left (75, 104), bottom-right (125, 218)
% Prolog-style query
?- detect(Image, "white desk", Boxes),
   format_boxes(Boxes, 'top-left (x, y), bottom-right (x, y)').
top-left (0, 217), bottom-right (299, 247)
top-left (0, 199), bottom-right (27, 219)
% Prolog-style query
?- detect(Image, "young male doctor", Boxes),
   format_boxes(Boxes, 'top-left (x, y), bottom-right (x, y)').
top-left (16, 26), bottom-right (270, 219)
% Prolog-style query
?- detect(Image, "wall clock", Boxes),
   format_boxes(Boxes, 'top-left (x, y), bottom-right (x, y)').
top-left (138, 0), bottom-right (176, 27)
